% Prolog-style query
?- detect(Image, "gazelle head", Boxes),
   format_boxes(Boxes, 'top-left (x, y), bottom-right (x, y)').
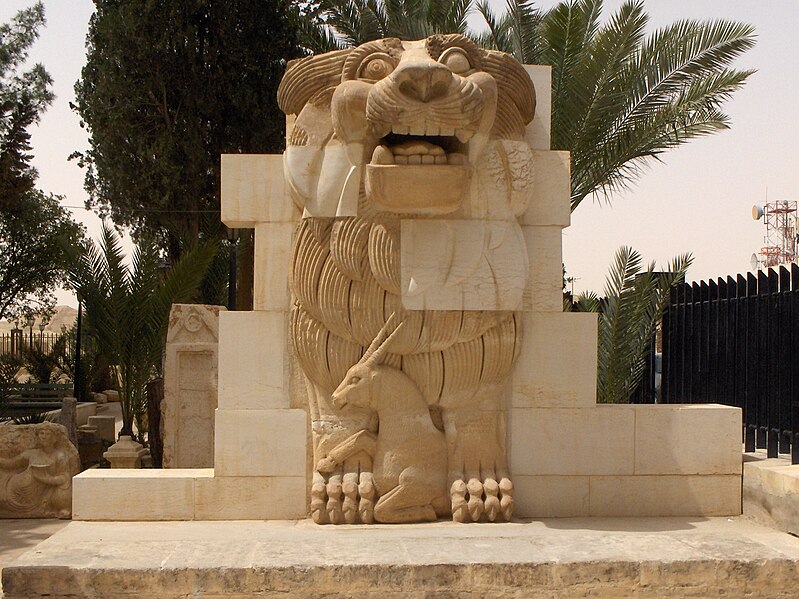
top-left (331, 314), bottom-right (404, 410)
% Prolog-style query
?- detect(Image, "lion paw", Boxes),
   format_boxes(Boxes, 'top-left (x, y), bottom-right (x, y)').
top-left (450, 474), bottom-right (513, 522)
top-left (314, 470), bottom-right (377, 524)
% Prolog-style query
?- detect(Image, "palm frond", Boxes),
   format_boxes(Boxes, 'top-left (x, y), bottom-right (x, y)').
top-left (591, 247), bottom-right (692, 403)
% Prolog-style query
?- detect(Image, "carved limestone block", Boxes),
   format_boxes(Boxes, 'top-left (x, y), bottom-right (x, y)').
top-left (278, 35), bottom-right (536, 524)
top-left (162, 304), bottom-right (223, 468)
top-left (0, 422), bottom-right (80, 519)
top-left (400, 219), bottom-right (528, 311)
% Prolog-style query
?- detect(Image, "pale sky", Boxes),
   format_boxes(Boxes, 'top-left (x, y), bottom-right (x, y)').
top-left (2, 0), bottom-right (796, 305)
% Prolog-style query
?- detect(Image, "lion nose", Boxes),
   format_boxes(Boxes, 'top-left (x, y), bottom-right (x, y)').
top-left (393, 62), bottom-right (453, 103)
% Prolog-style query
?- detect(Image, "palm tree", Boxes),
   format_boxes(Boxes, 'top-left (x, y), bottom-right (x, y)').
top-left (306, 0), bottom-right (755, 211)
top-left (304, 0), bottom-right (473, 49)
top-left (571, 246), bottom-right (692, 403)
top-left (66, 223), bottom-right (215, 441)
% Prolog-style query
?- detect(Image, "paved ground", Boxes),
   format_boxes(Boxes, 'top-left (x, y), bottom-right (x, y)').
top-left (0, 519), bottom-right (69, 597)
top-left (4, 516), bottom-right (799, 597)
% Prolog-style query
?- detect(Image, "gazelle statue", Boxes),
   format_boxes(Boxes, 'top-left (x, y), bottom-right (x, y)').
top-left (315, 316), bottom-right (449, 524)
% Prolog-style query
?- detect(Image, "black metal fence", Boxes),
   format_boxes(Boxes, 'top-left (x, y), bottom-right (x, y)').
top-left (661, 265), bottom-right (799, 464)
top-left (0, 331), bottom-right (74, 358)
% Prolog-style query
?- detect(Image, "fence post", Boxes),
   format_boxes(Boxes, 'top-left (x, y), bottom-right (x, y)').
top-left (792, 264), bottom-right (799, 464)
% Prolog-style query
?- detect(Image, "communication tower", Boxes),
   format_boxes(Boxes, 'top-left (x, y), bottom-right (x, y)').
top-left (751, 200), bottom-right (799, 269)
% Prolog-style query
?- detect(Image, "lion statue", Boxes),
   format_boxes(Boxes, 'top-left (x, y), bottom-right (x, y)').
top-left (277, 34), bottom-right (536, 524)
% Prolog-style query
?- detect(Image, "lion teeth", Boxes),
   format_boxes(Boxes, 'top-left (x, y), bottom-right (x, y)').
top-left (392, 125), bottom-right (410, 135)
top-left (425, 126), bottom-right (440, 136)
top-left (395, 155), bottom-right (408, 165)
top-left (409, 125), bottom-right (426, 135)
top-left (439, 127), bottom-right (454, 136)
top-left (455, 129), bottom-right (474, 143)
top-left (408, 155), bottom-right (422, 165)
top-left (421, 155), bottom-right (435, 164)
top-left (448, 153), bottom-right (467, 165)
top-left (392, 140), bottom-right (441, 155)
top-left (434, 155), bottom-right (448, 165)
top-left (371, 145), bottom-right (394, 165)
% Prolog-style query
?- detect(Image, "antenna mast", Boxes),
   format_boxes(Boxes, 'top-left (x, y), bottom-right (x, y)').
top-left (751, 200), bottom-right (799, 268)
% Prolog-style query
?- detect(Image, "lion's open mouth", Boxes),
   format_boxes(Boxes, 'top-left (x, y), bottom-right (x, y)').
top-left (370, 127), bottom-right (473, 166)
top-left (365, 125), bottom-right (474, 214)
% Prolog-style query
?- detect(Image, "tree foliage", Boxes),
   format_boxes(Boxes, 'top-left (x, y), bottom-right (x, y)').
top-left (0, 191), bottom-right (84, 322)
top-left (307, 0), bottom-right (755, 210)
top-left (571, 246), bottom-right (691, 403)
top-left (72, 0), bottom-right (304, 261)
top-left (0, 3), bottom-right (84, 322)
top-left (66, 223), bottom-right (216, 440)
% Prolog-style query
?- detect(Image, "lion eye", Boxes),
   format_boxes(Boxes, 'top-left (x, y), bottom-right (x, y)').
top-left (439, 48), bottom-right (471, 74)
top-left (357, 53), bottom-right (395, 81)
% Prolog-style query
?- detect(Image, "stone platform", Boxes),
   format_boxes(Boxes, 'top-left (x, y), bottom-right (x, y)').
top-left (4, 518), bottom-right (799, 598)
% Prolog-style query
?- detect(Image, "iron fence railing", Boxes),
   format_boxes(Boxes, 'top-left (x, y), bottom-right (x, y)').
top-left (661, 265), bottom-right (799, 464)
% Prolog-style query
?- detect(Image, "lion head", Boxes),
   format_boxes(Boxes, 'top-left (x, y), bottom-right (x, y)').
top-left (278, 35), bottom-right (537, 219)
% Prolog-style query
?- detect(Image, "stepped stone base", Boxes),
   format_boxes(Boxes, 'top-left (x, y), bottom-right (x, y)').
top-left (5, 518), bottom-right (799, 598)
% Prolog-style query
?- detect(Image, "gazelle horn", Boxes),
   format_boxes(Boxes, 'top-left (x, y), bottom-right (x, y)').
top-left (363, 317), bottom-right (405, 366)
top-left (361, 312), bottom-right (398, 363)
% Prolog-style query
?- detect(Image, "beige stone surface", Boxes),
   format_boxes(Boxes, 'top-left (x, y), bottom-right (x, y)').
top-left (521, 225), bottom-right (565, 312)
top-left (214, 409), bottom-right (307, 477)
top-left (513, 475), bottom-right (589, 518)
top-left (589, 474), bottom-right (742, 517)
top-left (399, 219), bottom-right (527, 311)
top-left (524, 65), bottom-right (551, 150)
top-left (513, 312), bottom-right (597, 408)
top-left (520, 150), bottom-right (570, 227)
top-left (217, 311), bottom-right (289, 410)
top-left (0, 423), bottom-right (79, 519)
top-left (72, 469), bottom-right (203, 521)
top-left (221, 154), bottom-right (297, 227)
top-left (509, 405), bottom-right (636, 476)
top-left (634, 404), bottom-right (742, 475)
top-left (44, 401), bottom-right (97, 427)
top-left (253, 223), bottom-right (293, 311)
top-left (0, 518), bottom-right (69, 596)
top-left (162, 304), bottom-right (223, 469)
top-left (743, 450), bottom-right (799, 535)
top-left (7, 517), bottom-right (799, 598)
top-left (194, 476), bottom-right (306, 520)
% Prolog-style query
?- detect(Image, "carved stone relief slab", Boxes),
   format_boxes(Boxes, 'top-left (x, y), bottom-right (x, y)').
top-left (400, 219), bottom-right (528, 311)
top-left (0, 423), bottom-right (80, 518)
top-left (162, 304), bottom-right (223, 468)
top-left (278, 34), bottom-right (536, 524)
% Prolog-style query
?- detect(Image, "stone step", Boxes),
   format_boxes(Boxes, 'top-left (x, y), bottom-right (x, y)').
top-left (4, 517), bottom-right (799, 598)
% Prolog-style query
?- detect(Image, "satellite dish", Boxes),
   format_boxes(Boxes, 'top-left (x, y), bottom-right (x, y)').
top-left (752, 205), bottom-right (764, 220)
top-left (750, 253), bottom-right (759, 271)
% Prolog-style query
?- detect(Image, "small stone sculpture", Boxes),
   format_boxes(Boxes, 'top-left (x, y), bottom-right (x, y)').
top-left (0, 422), bottom-right (80, 519)
top-left (279, 34), bottom-right (534, 523)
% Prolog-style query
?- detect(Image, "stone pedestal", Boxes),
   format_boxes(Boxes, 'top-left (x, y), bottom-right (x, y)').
top-left (104, 436), bottom-right (147, 469)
